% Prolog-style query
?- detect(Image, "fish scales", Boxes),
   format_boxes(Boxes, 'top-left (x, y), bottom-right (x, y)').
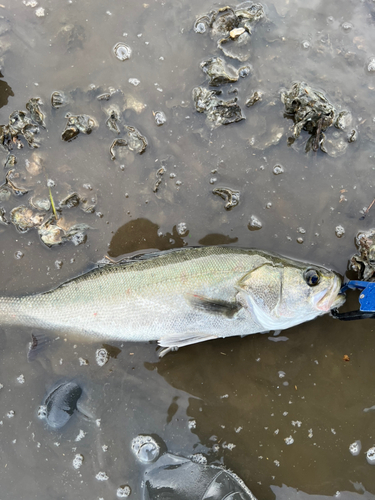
top-left (0, 247), bottom-right (344, 349)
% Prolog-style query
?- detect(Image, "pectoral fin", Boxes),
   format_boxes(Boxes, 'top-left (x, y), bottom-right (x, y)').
top-left (186, 293), bottom-right (242, 318)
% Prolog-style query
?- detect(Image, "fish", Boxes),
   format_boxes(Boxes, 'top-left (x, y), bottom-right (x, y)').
top-left (0, 247), bottom-right (345, 354)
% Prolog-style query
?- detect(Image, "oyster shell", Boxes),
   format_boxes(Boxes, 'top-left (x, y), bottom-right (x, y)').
top-left (194, 3), bottom-right (265, 61)
top-left (110, 138), bottom-right (128, 160)
top-left (51, 91), bottom-right (67, 109)
top-left (200, 57), bottom-right (239, 86)
top-left (4, 169), bottom-right (28, 196)
top-left (192, 86), bottom-right (244, 127)
top-left (350, 229), bottom-right (375, 281)
top-left (246, 90), bottom-right (262, 107)
top-left (26, 97), bottom-right (45, 128)
top-left (124, 125), bottom-right (147, 154)
top-left (281, 82), bottom-right (342, 153)
top-left (106, 109), bottom-right (121, 134)
top-left (62, 113), bottom-right (95, 141)
top-left (213, 187), bottom-right (240, 209)
top-left (10, 205), bottom-right (44, 233)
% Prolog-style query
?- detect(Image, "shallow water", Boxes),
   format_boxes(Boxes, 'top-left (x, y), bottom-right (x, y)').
top-left (0, 0), bottom-right (375, 498)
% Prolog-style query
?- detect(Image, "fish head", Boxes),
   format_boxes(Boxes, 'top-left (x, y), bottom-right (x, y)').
top-left (236, 257), bottom-right (345, 332)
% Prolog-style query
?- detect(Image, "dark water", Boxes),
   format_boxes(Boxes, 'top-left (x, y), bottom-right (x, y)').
top-left (0, 0), bottom-right (375, 498)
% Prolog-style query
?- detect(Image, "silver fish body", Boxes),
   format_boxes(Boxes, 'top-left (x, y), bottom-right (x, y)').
top-left (0, 247), bottom-right (344, 350)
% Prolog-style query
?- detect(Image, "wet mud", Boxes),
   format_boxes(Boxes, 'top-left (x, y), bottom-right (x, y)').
top-left (0, 0), bottom-right (375, 499)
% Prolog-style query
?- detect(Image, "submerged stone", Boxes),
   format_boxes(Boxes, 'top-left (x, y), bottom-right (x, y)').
top-left (42, 381), bottom-right (82, 429)
top-left (153, 110), bottom-right (166, 126)
top-left (248, 215), bottom-right (262, 230)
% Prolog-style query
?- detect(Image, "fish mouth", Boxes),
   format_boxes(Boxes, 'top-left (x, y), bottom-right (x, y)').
top-left (316, 275), bottom-right (346, 312)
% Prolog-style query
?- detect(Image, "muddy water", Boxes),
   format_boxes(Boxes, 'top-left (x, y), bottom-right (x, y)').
top-left (0, 0), bottom-right (375, 498)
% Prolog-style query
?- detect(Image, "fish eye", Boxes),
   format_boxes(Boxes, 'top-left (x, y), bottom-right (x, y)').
top-left (304, 268), bottom-right (320, 287)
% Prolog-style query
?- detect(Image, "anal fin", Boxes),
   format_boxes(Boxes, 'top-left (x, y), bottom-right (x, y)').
top-left (158, 331), bottom-right (218, 355)
top-left (27, 332), bottom-right (54, 361)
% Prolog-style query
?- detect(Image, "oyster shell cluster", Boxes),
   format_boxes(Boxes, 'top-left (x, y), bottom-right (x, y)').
top-left (0, 97), bottom-right (45, 151)
top-left (194, 2), bottom-right (265, 61)
top-left (350, 229), bottom-right (375, 281)
top-left (193, 2), bottom-right (265, 128)
top-left (0, 98), bottom-right (95, 247)
top-left (281, 82), bottom-right (356, 155)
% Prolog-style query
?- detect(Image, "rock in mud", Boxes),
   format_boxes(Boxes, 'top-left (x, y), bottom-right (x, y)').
top-left (192, 86), bottom-right (244, 127)
top-left (153, 110), bottom-right (166, 126)
top-left (41, 381), bottom-right (83, 429)
top-left (248, 215), bottom-right (262, 230)
top-left (213, 187), bottom-right (240, 209)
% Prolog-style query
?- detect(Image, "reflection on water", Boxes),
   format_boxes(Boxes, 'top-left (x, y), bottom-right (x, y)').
top-left (0, 0), bottom-right (375, 498)
top-left (0, 72), bottom-right (13, 108)
top-left (108, 218), bottom-right (187, 258)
